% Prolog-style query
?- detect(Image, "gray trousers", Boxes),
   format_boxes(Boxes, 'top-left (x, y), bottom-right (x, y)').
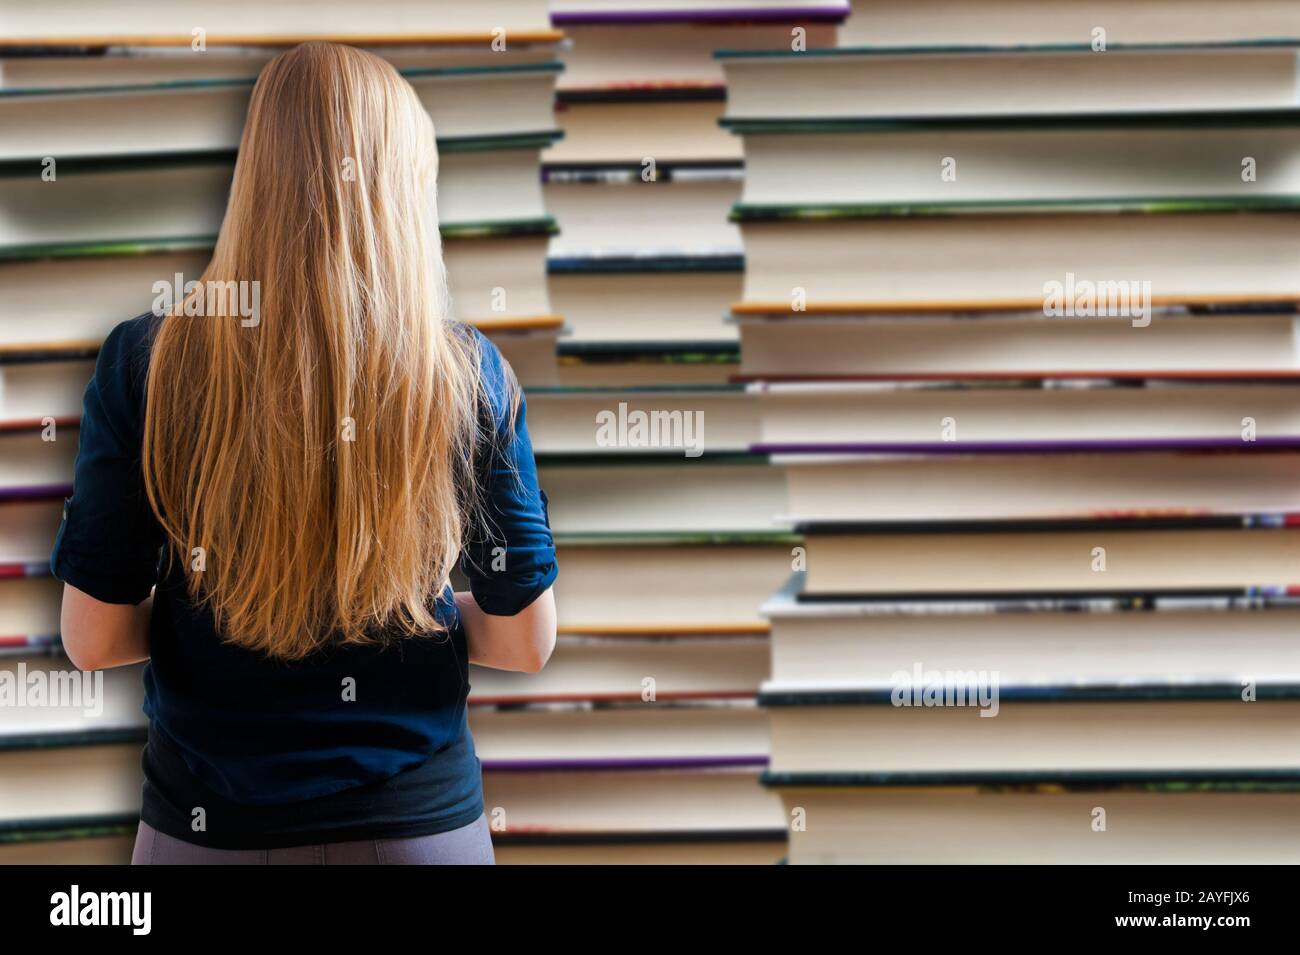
top-left (131, 815), bottom-right (496, 865)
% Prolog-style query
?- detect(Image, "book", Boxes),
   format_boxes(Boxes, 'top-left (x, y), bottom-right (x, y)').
top-left (719, 43), bottom-right (1300, 119)
top-left (0, 657), bottom-right (144, 737)
top-left (0, 575), bottom-right (61, 650)
top-left (526, 385), bottom-right (758, 453)
top-left (0, 47), bottom-right (560, 91)
top-left (551, 535), bottom-right (797, 633)
top-left (836, 0), bottom-right (1300, 48)
top-left (0, 249), bottom-right (209, 356)
top-left (0, 820), bottom-right (136, 865)
top-left (797, 515), bottom-right (1300, 598)
top-left (470, 634), bottom-right (769, 703)
top-left (764, 581), bottom-right (1300, 689)
top-left (492, 330), bottom-right (562, 387)
top-left (481, 765), bottom-right (784, 835)
top-left (778, 451), bottom-right (1300, 523)
top-left (538, 456), bottom-right (786, 534)
top-left (751, 379), bottom-right (1300, 453)
top-left (0, 733), bottom-right (144, 826)
top-left (0, 499), bottom-right (62, 564)
top-left (738, 310), bottom-right (1300, 379)
top-left (733, 203), bottom-right (1300, 313)
top-left (0, 367), bottom-right (93, 427)
top-left (779, 783), bottom-right (1300, 864)
top-left (0, 425), bottom-right (75, 494)
top-left (468, 700), bottom-right (769, 769)
top-left (555, 344), bottom-right (740, 387)
top-left (543, 166), bottom-right (742, 258)
top-left (552, 1), bottom-right (849, 25)
top-left (493, 835), bottom-right (784, 864)
top-left (0, 0), bottom-right (559, 47)
top-left (556, 20), bottom-right (839, 90)
top-left (762, 684), bottom-right (1300, 778)
top-left (549, 255), bottom-right (742, 342)
top-left (444, 231), bottom-right (558, 326)
top-left (732, 112), bottom-right (1300, 206)
top-left (0, 143), bottom-right (556, 247)
top-left (0, 66), bottom-right (561, 162)
top-left (547, 95), bottom-right (741, 164)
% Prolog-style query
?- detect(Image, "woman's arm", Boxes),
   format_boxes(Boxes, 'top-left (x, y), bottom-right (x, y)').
top-left (456, 332), bottom-right (559, 674)
top-left (457, 587), bottom-right (556, 673)
top-left (60, 583), bottom-right (152, 671)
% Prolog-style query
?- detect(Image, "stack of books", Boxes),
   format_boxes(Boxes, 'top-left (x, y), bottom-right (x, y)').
top-left (462, 0), bottom-right (849, 863)
top-left (541, 0), bottom-right (842, 354)
top-left (837, 0), bottom-right (1298, 48)
top-left (0, 0), bottom-right (570, 864)
top-left (469, 449), bottom-right (795, 861)
top-left (720, 8), bottom-right (1300, 862)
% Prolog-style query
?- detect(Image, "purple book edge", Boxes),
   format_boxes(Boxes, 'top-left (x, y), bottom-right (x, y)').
top-left (753, 437), bottom-right (1300, 455)
top-left (552, 6), bottom-right (848, 25)
top-left (0, 483), bottom-right (71, 503)
top-left (482, 755), bottom-right (767, 772)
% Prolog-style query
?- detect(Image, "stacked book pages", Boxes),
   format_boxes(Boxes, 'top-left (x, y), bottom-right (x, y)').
top-left (720, 13), bottom-right (1300, 863)
top-left (0, 0), bottom-right (568, 865)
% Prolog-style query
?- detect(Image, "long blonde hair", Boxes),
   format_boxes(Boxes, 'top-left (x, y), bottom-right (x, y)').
top-left (144, 43), bottom-right (490, 660)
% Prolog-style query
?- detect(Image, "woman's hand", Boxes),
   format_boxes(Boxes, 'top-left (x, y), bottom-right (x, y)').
top-left (457, 587), bottom-right (556, 673)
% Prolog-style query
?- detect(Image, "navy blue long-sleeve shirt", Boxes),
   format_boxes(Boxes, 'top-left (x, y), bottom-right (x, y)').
top-left (51, 314), bottom-right (557, 849)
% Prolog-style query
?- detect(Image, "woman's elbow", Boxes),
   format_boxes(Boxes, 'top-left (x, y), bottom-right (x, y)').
top-left (60, 598), bottom-right (97, 670)
top-left (515, 589), bottom-right (557, 673)
top-left (518, 627), bottom-right (556, 673)
top-left (59, 583), bottom-right (150, 671)
top-left (61, 627), bottom-right (107, 672)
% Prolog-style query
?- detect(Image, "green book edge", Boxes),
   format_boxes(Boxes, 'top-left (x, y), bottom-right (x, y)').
top-left (0, 130), bottom-right (563, 173)
top-left (0, 218), bottom-right (557, 261)
top-left (731, 195), bottom-right (1300, 222)
top-left (721, 108), bottom-right (1300, 134)
top-left (0, 60), bottom-right (563, 98)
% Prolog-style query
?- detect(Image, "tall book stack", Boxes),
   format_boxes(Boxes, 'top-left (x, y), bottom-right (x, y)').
top-left (720, 3), bottom-right (1300, 862)
top-left (0, 0), bottom-right (568, 864)
top-left (464, 0), bottom-right (845, 864)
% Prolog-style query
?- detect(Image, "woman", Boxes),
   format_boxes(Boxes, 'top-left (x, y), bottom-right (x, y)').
top-left (51, 43), bottom-right (558, 865)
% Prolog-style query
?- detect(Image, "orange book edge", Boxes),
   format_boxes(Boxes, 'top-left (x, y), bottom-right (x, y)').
top-left (471, 314), bottom-right (564, 333)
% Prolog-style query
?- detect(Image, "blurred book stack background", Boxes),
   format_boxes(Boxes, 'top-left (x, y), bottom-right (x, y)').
top-left (6, 0), bottom-right (1300, 866)
top-left (723, 0), bottom-right (1300, 862)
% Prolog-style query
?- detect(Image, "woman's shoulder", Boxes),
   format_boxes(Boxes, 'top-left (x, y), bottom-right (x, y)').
top-left (103, 311), bottom-right (161, 359)
top-left (91, 312), bottom-right (161, 429)
top-left (452, 321), bottom-right (502, 373)
top-left (452, 321), bottom-right (515, 424)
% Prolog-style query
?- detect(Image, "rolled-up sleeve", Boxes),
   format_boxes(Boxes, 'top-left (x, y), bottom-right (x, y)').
top-left (50, 317), bottom-right (163, 605)
top-left (459, 330), bottom-right (558, 616)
